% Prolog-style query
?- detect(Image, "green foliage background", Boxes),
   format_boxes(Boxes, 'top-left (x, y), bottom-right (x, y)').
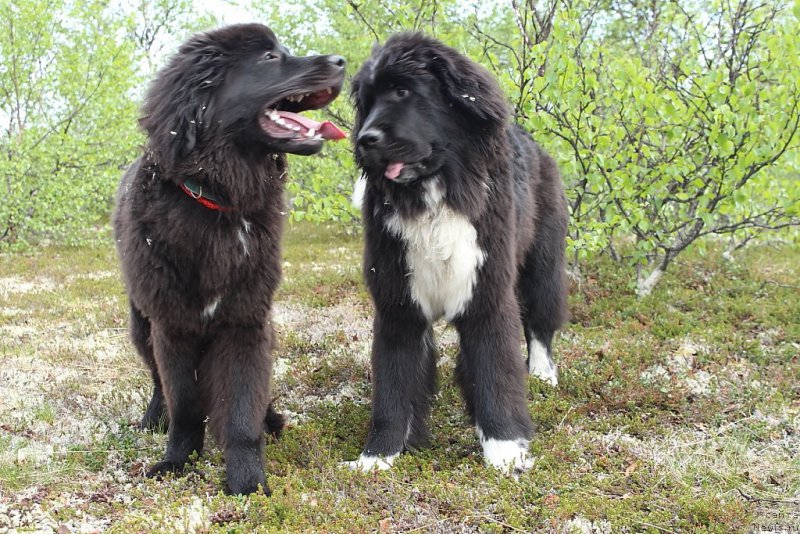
top-left (0, 0), bottom-right (211, 247)
top-left (1, 0), bottom-right (798, 290)
top-left (0, 0), bottom-right (139, 246)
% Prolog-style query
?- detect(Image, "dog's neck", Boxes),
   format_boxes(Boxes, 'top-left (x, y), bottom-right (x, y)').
top-left (143, 150), bottom-right (288, 213)
top-left (179, 179), bottom-right (232, 212)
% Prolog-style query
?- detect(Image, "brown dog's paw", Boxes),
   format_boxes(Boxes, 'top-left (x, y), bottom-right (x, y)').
top-left (225, 468), bottom-right (270, 496)
top-left (145, 460), bottom-right (187, 480)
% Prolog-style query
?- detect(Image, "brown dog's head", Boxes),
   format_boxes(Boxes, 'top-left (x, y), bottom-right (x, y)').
top-left (141, 23), bottom-right (346, 169)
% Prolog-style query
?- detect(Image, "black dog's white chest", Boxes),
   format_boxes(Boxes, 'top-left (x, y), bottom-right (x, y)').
top-left (384, 184), bottom-right (485, 321)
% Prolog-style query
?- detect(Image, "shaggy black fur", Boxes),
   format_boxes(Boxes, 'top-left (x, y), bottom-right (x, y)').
top-left (350, 33), bottom-right (568, 467)
top-left (113, 23), bottom-right (345, 495)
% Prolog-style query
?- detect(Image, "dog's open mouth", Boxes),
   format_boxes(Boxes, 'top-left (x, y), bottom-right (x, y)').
top-left (385, 162), bottom-right (405, 180)
top-left (383, 160), bottom-right (431, 184)
top-left (259, 87), bottom-right (346, 143)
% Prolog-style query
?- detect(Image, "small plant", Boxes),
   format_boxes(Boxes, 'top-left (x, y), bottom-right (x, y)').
top-left (479, 0), bottom-right (800, 294)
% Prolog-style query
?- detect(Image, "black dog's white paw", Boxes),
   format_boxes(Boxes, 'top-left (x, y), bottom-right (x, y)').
top-left (343, 453), bottom-right (398, 472)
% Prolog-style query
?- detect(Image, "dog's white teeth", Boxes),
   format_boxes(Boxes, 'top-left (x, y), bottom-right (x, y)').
top-left (325, 87), bottom-right (332, 94)
top-left (286, 93), bottom-right (310, 103)
top-left (268, 110), bottom-right (280, 121)
top-left (305, 128), bottom-right (316, 138)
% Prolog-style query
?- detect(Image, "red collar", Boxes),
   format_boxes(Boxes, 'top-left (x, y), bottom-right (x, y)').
top-left (179, 180), bottom-right (232, 212)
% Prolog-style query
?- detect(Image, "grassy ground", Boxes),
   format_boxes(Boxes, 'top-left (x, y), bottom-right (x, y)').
top-left (0, 223), bottom-right (797, 533)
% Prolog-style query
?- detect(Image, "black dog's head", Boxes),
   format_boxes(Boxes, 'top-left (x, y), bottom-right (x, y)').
top-left (141, 23), bottom-right (346, 168)
top-left (351, 32), bottom-right (509, 185)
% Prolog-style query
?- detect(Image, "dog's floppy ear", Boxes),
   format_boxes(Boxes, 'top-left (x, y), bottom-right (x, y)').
top-left (428, 47), bottom-right (509, 126)
top-left (349, 69), bottom-right (365, 139)
top-left (350, 48), bottom-right (379, 140)
top-left (139, 104), bottom-right (199, 169)
top-left (140, 36), bottom-right (225, 169)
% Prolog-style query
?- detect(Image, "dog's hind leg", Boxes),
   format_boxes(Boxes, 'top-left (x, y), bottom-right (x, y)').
top-left (517, 221), bottom-right (568, 387)
top-left (129, 301), bottom-right (168, 431)
top-left (523, 327), bottom-right (558, 387)
top-left (146, 324), bottom-right (206, 479)
top-left (348, 311), bottom-right (436, 471)
top-left (264, 402), bottom-right (285, 439)
top-left (203, 324), bottom-right (273, 496)
top-left (454, 306), bottom-right (535, 474)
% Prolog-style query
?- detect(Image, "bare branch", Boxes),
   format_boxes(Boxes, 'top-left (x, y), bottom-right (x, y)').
top-left (347, 1), bottom-right (381, 43)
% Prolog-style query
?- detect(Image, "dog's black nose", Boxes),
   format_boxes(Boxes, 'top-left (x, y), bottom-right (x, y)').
top-left (328, 55), bottom-right (346, 68)
top-left (357, 128), bottom-right (383, 149)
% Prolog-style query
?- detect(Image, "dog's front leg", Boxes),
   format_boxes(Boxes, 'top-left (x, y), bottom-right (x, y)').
top-left (146, 324), bottom-right (206, 478)
top-left (349, 309), bottom-right (436, 471)
top-left (454, 308), bottom-right (535, 475)
top-left (202, 324), bottom-right (273, 495)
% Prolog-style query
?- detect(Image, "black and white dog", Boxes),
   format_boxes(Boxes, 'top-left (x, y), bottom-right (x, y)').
top-left (348, 33), bottom-right (569, 472)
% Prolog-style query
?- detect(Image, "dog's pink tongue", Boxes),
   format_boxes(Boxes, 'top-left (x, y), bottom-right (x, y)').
top-left (276, 111), bottom-right (346, 140)
top-left (317, 121), bottom-right (346, 140)
top-left (385, 162), bottom-right (405, 180)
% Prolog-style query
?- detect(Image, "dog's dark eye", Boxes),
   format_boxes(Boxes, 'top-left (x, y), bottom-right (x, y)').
top-left (395, 87), bottom-right (410, 98)
top-left (261, 51), bottom-right (280, 62)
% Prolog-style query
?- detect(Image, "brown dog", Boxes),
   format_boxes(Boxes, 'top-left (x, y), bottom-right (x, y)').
top-left (114, 23), bottom-right (345, 495)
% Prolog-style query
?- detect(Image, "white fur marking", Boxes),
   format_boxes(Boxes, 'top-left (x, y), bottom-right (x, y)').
top-left (344, 453), bottom-right (398, 472)
top-left (385, 180), bottom-right (485, 321)
top-left (203, 297), bottom-right (221, 319)
top-left (238, 218), bottom-right (252, 257)
top-left (477, 427), bottom-right (533, 474)
top-left (352, 174), bottom-right (367, 210)
top-left (422, 177), bottom-right (444, 208)
top-left (528, 336), bottom-right (558, 386)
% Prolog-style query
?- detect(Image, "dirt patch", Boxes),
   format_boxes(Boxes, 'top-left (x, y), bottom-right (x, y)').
top-left (0, 276), bottom-right (56, 298)
top-left (1, 239), bottom-right (798, 532)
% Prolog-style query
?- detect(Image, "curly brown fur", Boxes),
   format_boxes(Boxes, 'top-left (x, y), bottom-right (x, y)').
top-left (113, 23), bottom-right (344, 495)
